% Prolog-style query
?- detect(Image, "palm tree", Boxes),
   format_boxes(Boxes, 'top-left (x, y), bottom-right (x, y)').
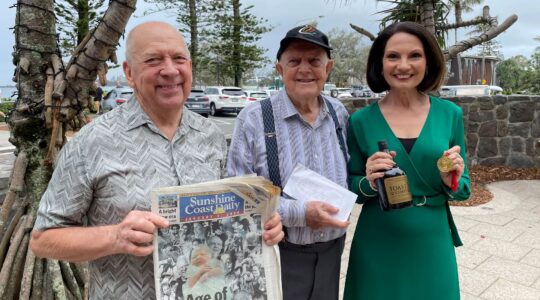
top-left (376, 0), bottom-right (450, 46)
top-left (451, 0), bottom-right (484, 84)
top-left (349, 0), bottom-right (517, 62)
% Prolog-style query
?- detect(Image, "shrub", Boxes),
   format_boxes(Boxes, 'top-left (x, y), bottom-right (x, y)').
top-left (0, 101), bottom-right (14, 122)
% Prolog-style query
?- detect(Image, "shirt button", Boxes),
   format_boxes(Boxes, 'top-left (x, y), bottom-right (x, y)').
top-left (320, 232), bottom-right (325, 238)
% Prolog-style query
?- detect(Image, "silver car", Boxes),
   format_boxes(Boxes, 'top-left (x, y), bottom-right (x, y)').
top-left (101, 87), bottom-right (133, 113)
top-left (185, 89), bottom-right (210, 117)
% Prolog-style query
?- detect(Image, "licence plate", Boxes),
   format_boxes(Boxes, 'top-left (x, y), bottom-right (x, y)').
top-left (230, 98), bottom-right (238, 102)
top-left (191, 104), bottom-right (202, 108)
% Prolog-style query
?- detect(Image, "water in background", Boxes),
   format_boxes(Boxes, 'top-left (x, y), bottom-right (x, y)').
top-left (0, 87), bottom-right (17, 100)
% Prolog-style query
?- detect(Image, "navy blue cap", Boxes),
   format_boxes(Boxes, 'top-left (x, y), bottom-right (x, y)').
top-left (276, 25), bottom-right (332, 60)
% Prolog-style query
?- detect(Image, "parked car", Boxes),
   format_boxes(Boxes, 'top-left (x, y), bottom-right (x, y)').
top-left (204, 86), bottom-right (247, 116)
top-left (439, 85), bottom-right (503, 97)
top-left (185, 89), bottom-right (210, 117)
top-left (244, 91), bottom-right (268, 102)
top-left (335, 88), bottom-right (353, 99)
top-left (358, 88), bottom-right (374, 97)
top-left (101, 87), bottom-right (133, 113)
top-left (322, 83), bottom-right (337, 96)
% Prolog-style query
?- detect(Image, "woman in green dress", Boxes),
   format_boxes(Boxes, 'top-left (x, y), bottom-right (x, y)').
top-left (343, 22), bottom-right (471, 300)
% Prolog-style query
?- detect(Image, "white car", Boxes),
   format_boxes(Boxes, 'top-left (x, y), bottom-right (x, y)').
top-left (244, 91), bottom-right (268, 102)
top-left (322, 83), bottom-right (337, 96)
top-left (440, 85), bottom-right (503, 97)
top-left (204, 86), bottom-right (247, 116)
top-left (335, 88), bottom-right (353, 99)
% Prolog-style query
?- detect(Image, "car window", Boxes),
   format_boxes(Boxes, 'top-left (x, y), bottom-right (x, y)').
top-left (190, 91), bottom-right (205, 97)
top-left (222, 89), bottom-right (244, 96)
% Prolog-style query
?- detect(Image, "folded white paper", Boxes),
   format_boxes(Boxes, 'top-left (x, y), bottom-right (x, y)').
top-left (283, 164), bottom-right (357, 222)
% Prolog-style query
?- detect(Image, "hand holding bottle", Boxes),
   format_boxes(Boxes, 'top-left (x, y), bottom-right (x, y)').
top-left (368, 141), bottom-right (413, 211)
top-left (365, 150), bottom-right (396, 190)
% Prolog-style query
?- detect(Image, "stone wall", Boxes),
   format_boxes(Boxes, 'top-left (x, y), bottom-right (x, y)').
top-left (341, 95), bottom-right (540, 168)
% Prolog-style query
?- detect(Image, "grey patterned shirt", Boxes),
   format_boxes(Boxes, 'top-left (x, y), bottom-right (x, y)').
top-left (227, 90), bottom-right (349, 245)
top-left (34, 98), bottom-right (227, 299)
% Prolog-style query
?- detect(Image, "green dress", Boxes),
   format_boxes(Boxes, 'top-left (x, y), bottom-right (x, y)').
top-left (343, 96), bottom-right (471, 300)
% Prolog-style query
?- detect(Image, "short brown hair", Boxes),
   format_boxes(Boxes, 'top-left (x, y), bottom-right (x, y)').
top-left (366, 21), bottom-right (445, 93)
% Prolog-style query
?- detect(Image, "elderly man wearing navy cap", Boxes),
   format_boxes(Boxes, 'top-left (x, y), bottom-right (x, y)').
top-left (227, 25), bottom-right (350, 300)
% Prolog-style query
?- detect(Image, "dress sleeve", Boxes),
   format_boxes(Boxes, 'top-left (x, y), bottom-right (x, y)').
top-left (443, 107), bottom-right (471, 201)
top-left (347, 116), bottom-right (378, 204)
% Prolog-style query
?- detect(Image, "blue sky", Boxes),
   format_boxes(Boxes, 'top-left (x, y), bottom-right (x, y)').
top-left (0, 0), bottom-right (537, 85)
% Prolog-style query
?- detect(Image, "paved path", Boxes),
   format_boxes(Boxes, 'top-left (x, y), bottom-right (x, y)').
top-left (0, 123), bottom-right (538, 299)
top-left (339, 180), bottom-right (540, 300)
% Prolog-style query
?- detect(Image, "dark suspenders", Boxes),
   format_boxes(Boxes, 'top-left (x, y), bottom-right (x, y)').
top-left (325, 99), bottom-right (348, 164)
top-left (260, 99), bottom-right (282, 188)
top-left (260, 97), bottom-right (347, 189)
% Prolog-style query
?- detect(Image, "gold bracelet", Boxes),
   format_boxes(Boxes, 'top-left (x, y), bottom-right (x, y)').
top-left (359, 177), bottom-right (377, 197)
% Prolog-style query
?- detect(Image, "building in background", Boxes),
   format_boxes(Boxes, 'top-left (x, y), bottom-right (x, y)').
top-left (446, 55), bottom-right (500, 86)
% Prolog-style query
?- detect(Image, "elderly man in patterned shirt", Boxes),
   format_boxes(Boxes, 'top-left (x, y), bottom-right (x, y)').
top-left (227, 25), bottom-right (350, 300)
top-left (30, 21), bottom-right (283, 299)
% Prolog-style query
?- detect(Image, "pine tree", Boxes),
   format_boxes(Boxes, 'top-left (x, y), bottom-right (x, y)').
top-left (204, 0), bottom-right (271, 86)
top-left (54, 0), bottom-right (106, 56)
top-left (144, 0), bottom-right (215, 85)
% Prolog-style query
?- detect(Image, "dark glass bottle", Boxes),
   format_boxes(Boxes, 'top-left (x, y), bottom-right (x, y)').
top-left (375, 140), bottom-right (413, 211)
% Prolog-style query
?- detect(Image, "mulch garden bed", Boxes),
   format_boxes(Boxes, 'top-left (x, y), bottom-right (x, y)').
top-left (449, 166), bottom-right (540, 207)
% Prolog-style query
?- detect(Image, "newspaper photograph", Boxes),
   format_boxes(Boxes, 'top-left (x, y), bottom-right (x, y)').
top-left (151, 176), bottom-right (282, 300)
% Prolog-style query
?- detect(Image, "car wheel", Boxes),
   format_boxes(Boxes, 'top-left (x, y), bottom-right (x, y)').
top-left (210, 103), bottom-right (217, 116)
top-left (330, 89), bottom-right (339, 98)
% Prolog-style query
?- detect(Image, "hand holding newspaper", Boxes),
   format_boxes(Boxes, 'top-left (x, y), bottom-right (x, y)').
top-left (151, 176), bottom-right (282, 300)
top-left (283, 164), bottom-right (357, 222)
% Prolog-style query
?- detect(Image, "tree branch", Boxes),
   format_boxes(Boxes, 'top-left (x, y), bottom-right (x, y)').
top-left (439, 16), bottom-right (488, 31)
top-left (349, 24), bottom-right (376, 41)
top-left (444, 14), bottom-right (518, 60)
top-left (60, 0), bottom-right (137, 124)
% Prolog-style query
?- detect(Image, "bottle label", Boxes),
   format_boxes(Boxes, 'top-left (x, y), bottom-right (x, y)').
top-left (384, 175), bottom-right (412, 204)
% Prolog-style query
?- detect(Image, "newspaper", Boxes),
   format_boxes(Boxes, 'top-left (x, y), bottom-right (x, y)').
top-left (151, 176), bottom-right (282, 300)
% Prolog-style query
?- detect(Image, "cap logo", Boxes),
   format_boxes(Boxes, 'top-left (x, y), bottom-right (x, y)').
top-left (298, 25), bottom-right (317, 35)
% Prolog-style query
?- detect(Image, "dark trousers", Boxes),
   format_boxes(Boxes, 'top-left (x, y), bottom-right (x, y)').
top-left (278, 235), bottom-right (345, 300)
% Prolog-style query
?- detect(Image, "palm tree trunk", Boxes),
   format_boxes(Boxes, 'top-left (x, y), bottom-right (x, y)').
top-left (232, 0), bottom-right (242, 87)
top-left (455, 0), bottom-right (462, 85)
top-left (421, 0), bottom-right (436, 36)
top-left (188, 0), bottom-right (199, 84)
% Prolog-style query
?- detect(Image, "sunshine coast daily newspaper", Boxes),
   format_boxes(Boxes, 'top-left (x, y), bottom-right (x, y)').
top-left (151, 176), bottom-right (282, 300)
